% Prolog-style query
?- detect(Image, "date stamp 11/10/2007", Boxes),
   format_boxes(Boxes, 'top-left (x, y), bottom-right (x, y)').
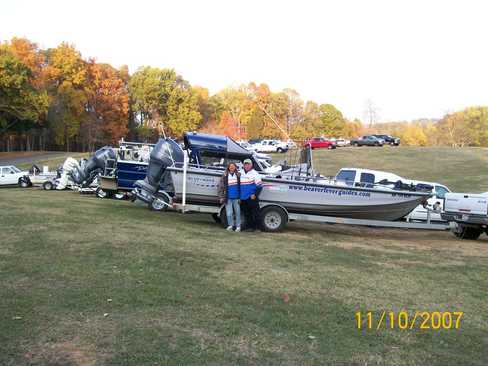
top-left (355, 311), bottom-right (464, 330)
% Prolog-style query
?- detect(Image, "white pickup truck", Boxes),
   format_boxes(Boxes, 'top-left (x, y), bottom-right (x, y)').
top-left (441, 192), bottom-right (488, 239)
top-left (0, 165), bottom-right (30, 187)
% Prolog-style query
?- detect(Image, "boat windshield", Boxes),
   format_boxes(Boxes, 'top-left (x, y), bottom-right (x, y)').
top-left (335, 169), bottom-right (356, 185)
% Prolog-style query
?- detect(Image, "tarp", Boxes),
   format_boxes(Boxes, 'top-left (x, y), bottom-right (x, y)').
top-left (183, 132), bottom-right (252, 158)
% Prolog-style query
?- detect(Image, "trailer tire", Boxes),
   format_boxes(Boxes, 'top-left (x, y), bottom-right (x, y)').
top-left (114, 192), bottom-right (125, 200)
top-left (43, 181), bottom-right (54, 190)
top-left (453, 225), bottom-right (482, 240)
top-left (260, 206), bottom-right (288, 232)
top-left (96, 187), bottom-right (108, 199)
top-left (212, 213), bottom-right (221, 224)
top-left (150, 193), bottom-right (170, 211)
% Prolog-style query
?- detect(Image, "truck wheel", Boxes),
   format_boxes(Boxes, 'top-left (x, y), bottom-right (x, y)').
top-left (43, 181), bottom-right (54, 190)
top-left (259, 206), bottom-right (288, 232)
top-left (353, 142), bottom-right (359, 147)
top-left (277, 147), bottom-right (284, 153)
top-left (454, 225), bottom-right (482, 240)
top-left (150, 192), bottom-right (170, 211)
top-left (18, 177), bottom-right (31, 188)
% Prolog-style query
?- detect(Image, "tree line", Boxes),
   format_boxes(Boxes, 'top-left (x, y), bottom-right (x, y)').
top-left (1, 37), bottom-right (487, 151)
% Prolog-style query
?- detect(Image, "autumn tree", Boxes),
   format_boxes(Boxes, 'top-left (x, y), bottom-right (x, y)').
top-left (129, 66), bottom-right (201, 138)
top-left (45, 42), bottom-right (87, 150)
top-left (84, 61), bottom-right (129, 149)
top-left (0, 45), bottom-right (48, 150)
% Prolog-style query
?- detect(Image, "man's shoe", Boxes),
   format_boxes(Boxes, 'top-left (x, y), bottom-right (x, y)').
top-left (226, 226), bottom-right (233, 231)
top-left (235, 227), bottom-right (241, 232)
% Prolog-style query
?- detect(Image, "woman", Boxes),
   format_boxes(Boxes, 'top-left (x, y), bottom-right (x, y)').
top-left (218, 162), bottom-right (241, 232)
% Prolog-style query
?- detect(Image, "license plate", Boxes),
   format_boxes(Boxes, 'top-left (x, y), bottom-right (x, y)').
top-left (461, 214), bottom-right (469, 221)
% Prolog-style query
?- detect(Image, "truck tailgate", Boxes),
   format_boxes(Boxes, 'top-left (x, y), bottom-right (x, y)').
top-left (444, 192), bottom-right (488, 216)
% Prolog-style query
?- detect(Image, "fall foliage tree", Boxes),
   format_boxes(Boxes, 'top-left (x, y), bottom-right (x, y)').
top-left (129, 66), bottom-right (201, 138)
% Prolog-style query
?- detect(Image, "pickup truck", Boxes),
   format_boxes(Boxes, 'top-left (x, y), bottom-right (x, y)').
top-left (351, 135), bottom-right (384, 147)
top-left (441, 192), bottom-right (488, 239)
top-left (372, 134), bottom-right (401, 146)
top-left (251, 139), bottom-right (288, 153)
top-left (0, 165), bottom-right (30, 187)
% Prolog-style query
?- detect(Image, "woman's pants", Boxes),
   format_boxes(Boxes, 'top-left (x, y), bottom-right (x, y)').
top-left (225, 199), bottom-right (241, 227)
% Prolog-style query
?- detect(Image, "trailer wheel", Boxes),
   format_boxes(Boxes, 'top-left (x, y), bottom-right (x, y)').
top-left (212, 213), bottom-right (221, 224)
top-left (453, 225), bottom-right (482, 240)
top-left (260, 206), bottom-right (288, 232)
top-left (150, 193), bottom-right (170, 211)
top-left (43, 181), bottom-right (54, 190)
top-left (96, 187), bottom-right (108, 199)
top-left (114, 192), bottom-right (125, 200)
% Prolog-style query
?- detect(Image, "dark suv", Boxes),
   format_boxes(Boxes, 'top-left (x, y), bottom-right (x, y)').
top-left (373, 134), bottom-right (400, 146)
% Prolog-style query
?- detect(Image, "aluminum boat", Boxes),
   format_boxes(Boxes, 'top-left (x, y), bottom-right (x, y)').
top-left (134, 133), bottom-right (431, 220)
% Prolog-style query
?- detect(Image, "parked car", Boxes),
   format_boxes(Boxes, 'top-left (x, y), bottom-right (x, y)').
top-left (0, 165), bottom-right (30, 187)
top-left (303, 137), bottom-right (336, 150)
top-left (238, 141), bottom-right (257, 152)
top-left (335, 138), bottom-right (350, 147)
top-left (373, 134), bottom-right (400, 146)
top-left (350, 135), bottom-right (384, 147)
top-left (251, 139), bottom-right (288, 153)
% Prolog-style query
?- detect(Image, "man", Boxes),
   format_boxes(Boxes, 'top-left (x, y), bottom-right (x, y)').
top-left (240, 158), bottom-right (262, 232)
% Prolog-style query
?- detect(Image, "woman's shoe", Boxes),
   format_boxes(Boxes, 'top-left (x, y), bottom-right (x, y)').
top-left (235, 227), bottom-right (241, 232)
top-left (226, 226), bottom-right (233, 231)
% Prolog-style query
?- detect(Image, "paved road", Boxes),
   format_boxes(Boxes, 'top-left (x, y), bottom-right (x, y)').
top-left (0, 152), bottom-right (67, 166)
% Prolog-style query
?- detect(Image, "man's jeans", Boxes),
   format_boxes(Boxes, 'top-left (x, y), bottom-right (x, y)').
top-left (225, 199), bottom-right (241, 227)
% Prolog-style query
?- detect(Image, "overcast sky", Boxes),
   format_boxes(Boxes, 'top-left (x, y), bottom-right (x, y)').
top-left (1, 0), bottom-right (487, 122)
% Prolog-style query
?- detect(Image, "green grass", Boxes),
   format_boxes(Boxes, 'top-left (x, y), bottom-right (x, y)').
top-left (1, 148), bottom-right (487, 365)
top-left (17, 153), bottom-right (89, 171)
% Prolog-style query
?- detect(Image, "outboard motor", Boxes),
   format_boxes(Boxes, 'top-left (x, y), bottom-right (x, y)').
top-left (71, 147), bottom-right (116, 187)
top-left (133, 138), bottom-right (184, 206)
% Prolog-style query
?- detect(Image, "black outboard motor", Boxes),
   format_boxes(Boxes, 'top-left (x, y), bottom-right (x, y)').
top-left (133, 138), bottom-right (184, 206)
top-left (71, 146), bottom-right (116, 187)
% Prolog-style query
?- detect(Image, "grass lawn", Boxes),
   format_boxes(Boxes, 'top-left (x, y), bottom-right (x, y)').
top-left (0, 147), bottom-right (487, 365)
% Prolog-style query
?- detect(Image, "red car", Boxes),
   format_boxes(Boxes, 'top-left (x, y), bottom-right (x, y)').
top-left (303, 137), bottom-right (337, 150)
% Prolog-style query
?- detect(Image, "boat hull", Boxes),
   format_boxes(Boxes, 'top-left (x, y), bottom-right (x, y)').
top-left (168, 168), bottom-right (429, 221)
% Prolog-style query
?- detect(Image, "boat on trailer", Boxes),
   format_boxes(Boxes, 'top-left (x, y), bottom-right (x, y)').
top-left (133, 133), bottom-right (432, 224)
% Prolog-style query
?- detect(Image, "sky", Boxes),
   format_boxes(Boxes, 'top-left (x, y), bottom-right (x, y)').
top-left (1, 0), bottom-right (487, 122)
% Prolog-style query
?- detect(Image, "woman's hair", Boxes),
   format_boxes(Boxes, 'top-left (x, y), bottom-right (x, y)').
top-left (226, 162), bottom-right (237, 173)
